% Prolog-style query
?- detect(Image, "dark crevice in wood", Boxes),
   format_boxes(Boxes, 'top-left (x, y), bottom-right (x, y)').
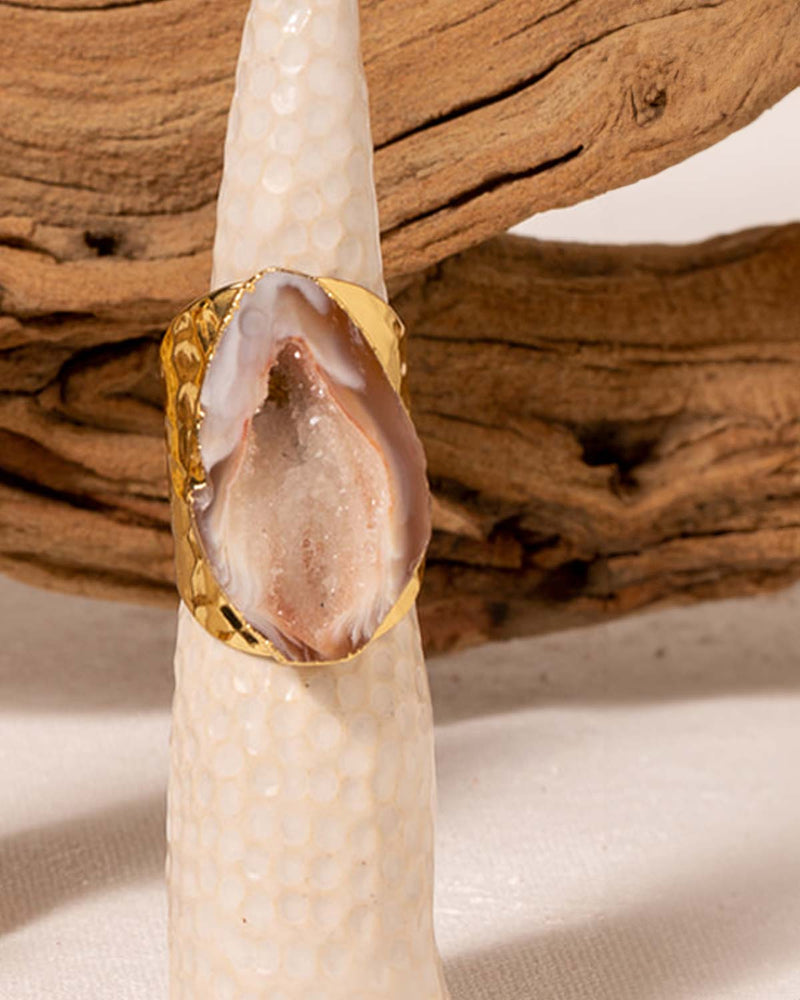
top-left (0, 0), bottom-right (177, 13)
top-left (501, 0), bottom-right (585, 43)
top-left (375, 2), bottom-right (725, 152)
top-left (83, 231), bottom-right (119, 257)
top-left (2, 551), bottom-right (176, 598)
top-left (574, 418), bottom-right (670, 490)
top-left (537, 559), bottom-right (593, 602)
top-left (385, 145), bottom-right (585, 237)
top-left (0, 466), bottom-right (110, 517)
top-left (0, 433), bottom-right (167, 532)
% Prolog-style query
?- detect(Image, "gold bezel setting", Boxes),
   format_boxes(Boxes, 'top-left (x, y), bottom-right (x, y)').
top-left (160, 269), bottom-right (423, 665)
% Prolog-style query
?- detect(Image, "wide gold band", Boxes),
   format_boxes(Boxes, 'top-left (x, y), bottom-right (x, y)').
top-left (160, 269), bottom-right (421, 665)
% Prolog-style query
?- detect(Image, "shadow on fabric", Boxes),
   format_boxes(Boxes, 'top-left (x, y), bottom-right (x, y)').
top-left (430, 586), bottom-right (800, 723)
top-left (0, 793), bottom-right (166, 936)
top-left (444, 831), bottom-right (800, 1000)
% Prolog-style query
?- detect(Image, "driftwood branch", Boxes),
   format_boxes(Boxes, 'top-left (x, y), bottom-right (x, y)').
top-left (401, 224), bottom-right (800, 649)
top-left (1, 224), bottom-right (798, 651)
top-left (3, 0), bottom-right (799, 648)
top-left (1, 0), bottom-right (797, 290)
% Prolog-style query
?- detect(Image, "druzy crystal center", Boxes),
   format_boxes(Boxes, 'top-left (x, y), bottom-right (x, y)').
top-left (194, 272), bottom-right (429, 662)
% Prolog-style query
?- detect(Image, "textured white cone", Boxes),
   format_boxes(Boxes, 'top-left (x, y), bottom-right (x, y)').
top-left (167, 2), bottom-right (449, 998)
top-left (211, 0), bottom-right (385, 301)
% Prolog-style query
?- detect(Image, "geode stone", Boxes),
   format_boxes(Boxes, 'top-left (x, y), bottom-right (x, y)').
top-left (194, 271), bottom-right (430, 662)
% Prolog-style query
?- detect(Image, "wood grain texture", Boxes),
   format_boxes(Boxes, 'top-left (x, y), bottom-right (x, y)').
top-left (1, 0), bottom-right (797, 294)
top-left (1, 224), bottom-right (798, 651)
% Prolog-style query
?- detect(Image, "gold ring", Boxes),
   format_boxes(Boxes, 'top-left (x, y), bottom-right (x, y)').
top-left (160, 269), bottom-right (429, 665)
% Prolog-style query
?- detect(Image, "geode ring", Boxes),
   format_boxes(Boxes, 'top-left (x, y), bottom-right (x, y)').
top-left (161, 270), bottom-right (431, 666)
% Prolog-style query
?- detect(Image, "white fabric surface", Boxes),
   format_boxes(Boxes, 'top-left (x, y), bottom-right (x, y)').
top-left (1, 573), bottom-right (799, 999)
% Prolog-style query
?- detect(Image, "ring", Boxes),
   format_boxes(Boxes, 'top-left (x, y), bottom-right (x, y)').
top-left (160, 269), bottom-right (430, 666)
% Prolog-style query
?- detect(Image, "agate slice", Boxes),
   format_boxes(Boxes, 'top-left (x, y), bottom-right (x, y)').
top-left (193, 271), bottom-right (430, 663)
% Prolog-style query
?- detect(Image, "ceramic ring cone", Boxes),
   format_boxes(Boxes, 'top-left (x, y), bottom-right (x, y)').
top-left (166, 2), bottom-right (450, 997)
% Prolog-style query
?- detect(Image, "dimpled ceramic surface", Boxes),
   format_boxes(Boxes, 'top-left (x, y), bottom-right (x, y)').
top-left (167, 0), bottom-right (448, 997)
top-left (169, 607), bottom-right (447, 999)
top-left (212, 0), bottom-right (386, 301)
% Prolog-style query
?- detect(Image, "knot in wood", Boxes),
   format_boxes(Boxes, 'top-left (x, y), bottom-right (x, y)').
top-left (630, 69), bottom-right (672, 127)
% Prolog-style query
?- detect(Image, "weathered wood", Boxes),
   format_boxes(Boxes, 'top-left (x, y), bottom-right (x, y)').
top-left (1, 224), bottom-right (798, 651)
top-left (1, 0), bottom-right (797, 296)
top-left (403, 224), bottom-right (800, 648)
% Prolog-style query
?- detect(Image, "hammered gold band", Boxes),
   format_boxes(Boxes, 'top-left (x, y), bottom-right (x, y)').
top-left (160, 270), bottom-right (421, 665)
